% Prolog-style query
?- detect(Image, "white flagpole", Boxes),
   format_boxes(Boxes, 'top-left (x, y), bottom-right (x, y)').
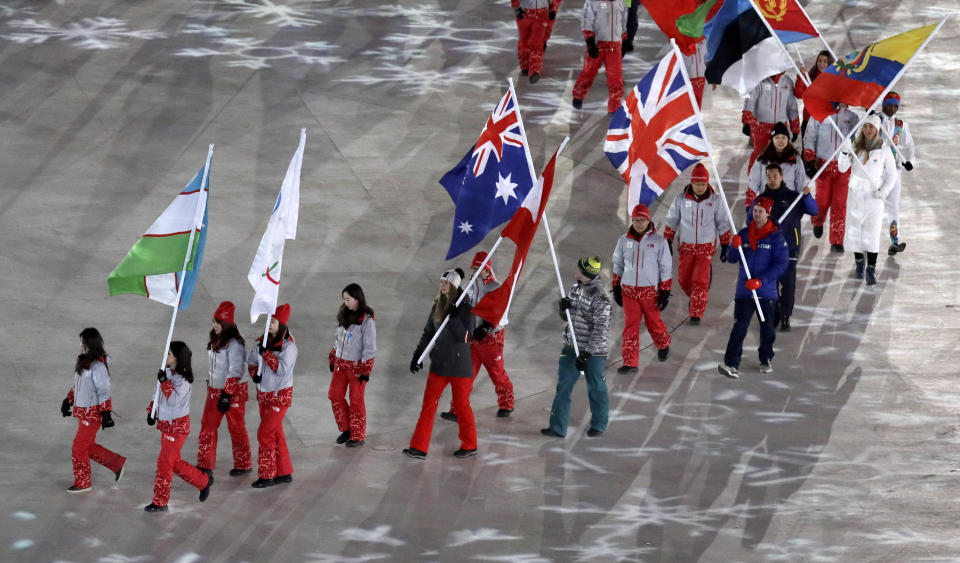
top-left (152, 144), bottom-right (213, 418)
top-left (507, 78), bottom-right (582, 357)
top-left (416, 238), bottom-right (504, 366)
top-left (671, 39), bottom-right (766, 321)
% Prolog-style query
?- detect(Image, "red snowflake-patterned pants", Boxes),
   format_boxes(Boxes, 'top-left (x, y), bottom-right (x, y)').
top-left (573, 41), bottom-right (624, 113)
top-left (329, 359), bottom-right (368, 441)
top-left (677, 242), bottom-right (715, 319)
top-left (256, 389), bottom-right (293, 480)
top-left (516, 9), bottom-right (548, 74)
top-left (811, 162), bottom-right (850, 246)
top-left (621, 285), bottom-right (671, 367)
top-left (196, 385), bottom-right (251, 471)
top-left (449, 330), bottom-right (514, 414)
top-left (410, 372), bottom-right (476, 454)
top-left (71, 416), bottom-right (125, 489)
top-left (152, 432), bottom-right (208, 507)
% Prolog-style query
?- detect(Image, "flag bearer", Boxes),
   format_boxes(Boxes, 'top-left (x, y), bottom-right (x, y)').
top-left (662, 163), bottom-right (732, 325)
top-left (541, 256), bottom-right (611, 438)
top-left (62, 328), bottom-right (126, 493)
top-left (877, 92), bottom-right (916, 256)
top-left (247, 304), bottom-right (297, 488)
top-left (328, 284), bottom-right (376, 448)
top-left (196, 301), bottom-right (251, 477)
top-left (612, 204), bottom-right (673, 371)
top-left (145, 341), bottom-right (213, 512)
top-left (572, 0), bottom-right (628, 114)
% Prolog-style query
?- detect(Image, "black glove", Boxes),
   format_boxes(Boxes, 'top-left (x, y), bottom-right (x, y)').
top-left (903, 161), bottom-right (913, 171)
top-left (622, 39), bottom-right (633, 54)
top-left (792, 131), bottom-right (799, 143)
top-left (61, 397), bottom-right (72, 417)
top-left (250, 373), bottom-right (262, 384)
top-left (612, 285), bottom-right (623, 307)
top-left (473, 322), bottom-right (492, 341)
top-left (575, 351), bottom-right (591, 371)
top-left (667, 240), bottom-right (674, 256)
top-left (558, 297), bottom-right (572, 311)
top-left (548, 9), bottom-right (556, 20)
top-left (719, 244), bottom-right (730, 263)
top-left (358, 374), bottom-right (370, 383)
top-left (147, 413), bottom-right (156, 426)
top-left (258, 344), bottom-right (267, 355)
top-left (742, 124), bottom-right (751, 137)
top-left (514, 7), bottom-right (524, 19)
top-left (410, 357), bottom-right (423, 374)
top-left (157, 369), bottom-right (167, 383)
top-left (804, 159), bottom-right (817, 179)
top-left (586, 37), bottom-right (599, 59)
top-left (329, 363), bottom-right (334, 373)
top-left (217, 391), bottom-right (232, 414)
top-left (100, 410), bottom-right (115, 429)
top-left (656, 289), bottom-right (670, 311)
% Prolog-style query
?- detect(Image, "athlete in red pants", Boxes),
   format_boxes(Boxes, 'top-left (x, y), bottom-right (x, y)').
top-left (621, 286), bottom-right (671, 366)
top-left (512, 0), bottom-right (552, 82)
top-left (811, 162), bottom-right (850, 247)
top-left (410, 372), bottom-right (477, 455)
top-left (256, 391), bottom-right (293, 480)
top-left (328, 284), bottom-right (376, 447)
top-left (572, 0), bottom-right (626, 113)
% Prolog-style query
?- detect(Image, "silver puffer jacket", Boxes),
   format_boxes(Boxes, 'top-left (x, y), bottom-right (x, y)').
top-left (560, 276), bottom-right (611, 356)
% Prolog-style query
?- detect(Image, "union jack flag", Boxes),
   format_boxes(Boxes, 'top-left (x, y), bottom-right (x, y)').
top-left (605, 49), bottom-right (709, 210)
top-left (440, 87), bottom-right (534, 260)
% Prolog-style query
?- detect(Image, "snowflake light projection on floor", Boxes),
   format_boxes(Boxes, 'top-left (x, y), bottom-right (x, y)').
top-left (2, 17), bottom-right (165, 49)
top-left (189, 0), bottom-right (323, 28)
top-left (176, 36), bottom-right (344, 70)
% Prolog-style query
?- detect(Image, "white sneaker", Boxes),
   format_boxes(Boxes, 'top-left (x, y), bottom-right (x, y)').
top-left (717, 364), bottom-right (739, 379)
top-left (759, 361), bottom-right (773, 374)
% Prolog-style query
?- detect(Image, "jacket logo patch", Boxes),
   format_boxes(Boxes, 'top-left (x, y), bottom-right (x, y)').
top-left (685, 201), bottom-right (692, 207)
top-left (627, 241), bottom-right (634, 248)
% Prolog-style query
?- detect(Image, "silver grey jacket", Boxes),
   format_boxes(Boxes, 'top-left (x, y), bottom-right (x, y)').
top-left (561, 277), bottom-right (611, 356)
top-left (247, 339), bottom-right (297, 392)
top-left (332, 314), bottom-right (376, 363)
top-left (803, 107), bottom-right (858, 161)
top-left (207, 339), bottom-right (246, 389)
top-left (72, 360), bottom-right (111, 408)
top-left (582, 0), bottom-right (627, 43)
top-left (663, 186), bottom-right (732, 245)
top-left (156, 368), bottom-right (191, 422)
top-left (612, 228), bottom-right (672, 288)
top-left (465, 275), bottom-right (503, 332)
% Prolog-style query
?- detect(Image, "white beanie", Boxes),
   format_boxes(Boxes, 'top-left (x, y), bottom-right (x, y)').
top-left (440, 270), bottom-right (462, 288)
top-left (863, 113), bottom-right (882, 131)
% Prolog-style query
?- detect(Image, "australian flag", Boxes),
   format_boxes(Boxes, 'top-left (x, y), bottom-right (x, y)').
top-left (440, 88), bottom-right (534, 260)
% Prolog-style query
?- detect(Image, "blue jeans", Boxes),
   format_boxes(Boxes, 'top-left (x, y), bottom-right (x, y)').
top-left (547, 347), bottom-right (609, 436)
top-left (723, 298), bottom-right (777, 369)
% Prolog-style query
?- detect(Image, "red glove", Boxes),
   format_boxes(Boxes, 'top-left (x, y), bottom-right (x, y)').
top-left (745, 278), bottom-right (762, 291)
top-left (732, 234), bottom-right (742, 249)
top-left (802, 149), bottom-right (816, 162)
top-left (263, 350), bottom-right (279, 372)
top-left (248, 364), bottom-right (258, 378)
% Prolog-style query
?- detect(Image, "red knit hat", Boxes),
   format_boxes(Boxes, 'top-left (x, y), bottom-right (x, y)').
top-left (754, 197), bottom-right (774, 213)
top-left (471, 251), bottom-right (492, 274)
top-left (273, 303), bottom-right (291, 326)
top-left (691, 163), bottom-right (709, 183)
top-left (213, 301), bottom-right (235, 324)
top-left (631, 204), bottom-right (651, 220)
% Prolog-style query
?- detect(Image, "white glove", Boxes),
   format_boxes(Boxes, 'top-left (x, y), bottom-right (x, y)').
top-left (837, 151), bottom-right (851, 174)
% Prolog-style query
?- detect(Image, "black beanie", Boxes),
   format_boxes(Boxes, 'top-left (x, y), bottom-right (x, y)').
top-left (772, 122), bottom-right (790, 138)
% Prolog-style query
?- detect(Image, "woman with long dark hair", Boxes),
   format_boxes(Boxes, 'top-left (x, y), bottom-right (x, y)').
top-left (62, 328), bottom-right (126, 493)
top-left (795, 50), bottom-right (834, 136)
top-left (328, 284), bottom-right (376, 447)
top-left (247, 304), bottom-right (298, 488)
top-left (144, 341), bottom-right (212, 513)
top-left (196, 301), bottom-right (251, 477)
top-left (403, 270), bottom-right (476, 460)
top-left (748, 121), bottom-right (808, 198)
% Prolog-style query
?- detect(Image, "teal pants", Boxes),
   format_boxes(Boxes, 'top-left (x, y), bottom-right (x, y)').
top-left (547, 346), bottom-right (609, 436)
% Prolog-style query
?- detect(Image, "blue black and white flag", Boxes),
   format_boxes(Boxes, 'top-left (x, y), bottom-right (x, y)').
top-left (439, 88), bottom-right (534, 260)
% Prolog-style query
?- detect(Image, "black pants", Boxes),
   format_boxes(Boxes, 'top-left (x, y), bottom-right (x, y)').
top-left (627, 1), bottom-right (640, 42)
top-left (724, 298), bottom-right (777, 369)
top-left (777, 258), bottom-right (797, 319)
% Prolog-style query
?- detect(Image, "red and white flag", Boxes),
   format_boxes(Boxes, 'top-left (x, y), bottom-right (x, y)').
top-left (472, 142), bottom-right (562, 328)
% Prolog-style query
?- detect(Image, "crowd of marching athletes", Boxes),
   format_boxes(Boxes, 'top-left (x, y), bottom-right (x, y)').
top-left (60, 3), bottom-right (919, 512)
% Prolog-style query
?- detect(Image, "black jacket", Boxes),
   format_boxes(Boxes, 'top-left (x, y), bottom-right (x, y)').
top-left (754, 184), bottom-right (818, 257)
top-left (413, 299), bottom-right (474, 378)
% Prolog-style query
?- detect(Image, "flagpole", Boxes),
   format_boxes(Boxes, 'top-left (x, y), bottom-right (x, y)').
top-left (152, 144), bottom-right (213, 418)
top-left (507, 78), bottom-right (582, 357)
top-left (670, 39), bottom-right (765, 321)
top-left (416, 238), bottom-right (505, 365)
top-left (799, 16), bottom-right (948, 198)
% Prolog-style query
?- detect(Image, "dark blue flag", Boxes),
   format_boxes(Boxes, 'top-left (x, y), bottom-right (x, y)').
top-left (439, 88), bottom-right (533, 260)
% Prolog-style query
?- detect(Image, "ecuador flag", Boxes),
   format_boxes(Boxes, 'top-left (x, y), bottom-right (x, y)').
top-left (802, 24), bottom-right (938, 122)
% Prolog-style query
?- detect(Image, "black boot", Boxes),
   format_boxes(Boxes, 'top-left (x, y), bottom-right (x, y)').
top-left (855, 258), bottom-right (865, 279)
top-left (813, 225), bottom-right (823, 239)
top-left (572, 98), bottom-right (583, 110)
top-left (199, 474), bottom-right (213, 502)
top-left (865, 265), bottom-right (877, 285)
top-left (779, 316), bottom-right (791, 332)
top-left (336, 430), bottom-right (351, 444)
top-left (657, 347), bottom-right (669, 361)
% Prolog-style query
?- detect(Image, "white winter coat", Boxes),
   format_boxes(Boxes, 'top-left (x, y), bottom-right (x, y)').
top-left (843, 146), bottom-right (897, 253)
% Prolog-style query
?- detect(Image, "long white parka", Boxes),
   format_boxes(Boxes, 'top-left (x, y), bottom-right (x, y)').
top-left (843, 145), bottom-right (897, 253)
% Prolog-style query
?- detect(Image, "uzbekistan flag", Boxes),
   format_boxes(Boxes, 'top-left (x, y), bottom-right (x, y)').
top-left (802, 24), bottom-right (938, 122)
top-left (704, 0), bottom-right (794, 96)
top-left (108, 153), bottom-right (212, 309)
top-left (755, 0), bottom-right (818, 44)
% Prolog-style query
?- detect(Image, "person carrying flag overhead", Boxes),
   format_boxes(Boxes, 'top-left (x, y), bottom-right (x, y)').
top-left (572, 0), bottom-right (628, 114)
